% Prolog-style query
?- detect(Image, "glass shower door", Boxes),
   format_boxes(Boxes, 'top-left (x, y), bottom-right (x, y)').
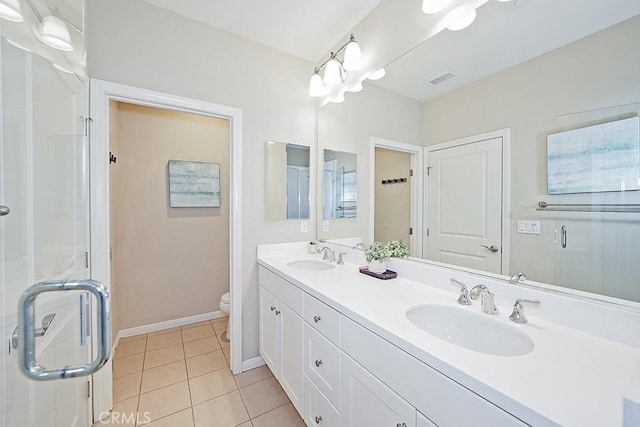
top-left (0, 30), bottom-right (93, 427)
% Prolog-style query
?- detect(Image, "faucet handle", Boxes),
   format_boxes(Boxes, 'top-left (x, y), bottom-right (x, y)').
top-left (450, 278), bottom-right (471, 305)
top-left (509, 298), bottom-right (540, 324)
top-left (509, 272), bottom-right (527, 283)
top-left (337, 252), bottom-right (346, 265)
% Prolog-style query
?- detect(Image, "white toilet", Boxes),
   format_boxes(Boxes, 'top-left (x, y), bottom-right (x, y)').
top-left (219, 292), bottom-right (230, 341)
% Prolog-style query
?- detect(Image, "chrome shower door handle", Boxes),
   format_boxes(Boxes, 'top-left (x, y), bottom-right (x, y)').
top-left (480, 245), bottom-right (499, 253)
top-left (18, 279), bottom-right (111, 381)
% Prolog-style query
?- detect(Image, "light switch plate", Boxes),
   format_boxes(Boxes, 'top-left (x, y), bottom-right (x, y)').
top-left (322, 220), bottom-right (329, 232)
top-left (517, 220), bottom-right (541, 234)
top-left (300, 220), bottom-right (308, 233)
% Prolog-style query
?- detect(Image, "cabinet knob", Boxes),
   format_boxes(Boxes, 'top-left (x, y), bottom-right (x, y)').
top-left (396, 424), bottom-right (407, 427)
top-left (313, 315), bottom-right (321, 323)
top-left (315, 415), bottom-right (322, 424)
top-left (275, 310), bottom-right (280, 315)
top-left (270, 306), bottom-right (276, 311)
top-left (314, 359), bottom-right (322, 367)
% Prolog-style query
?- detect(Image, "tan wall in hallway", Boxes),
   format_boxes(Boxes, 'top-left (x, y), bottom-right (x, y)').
top-left (112, 102), bottom-right (230, 330)
top-left (374, 148), bottom-right (411, 246)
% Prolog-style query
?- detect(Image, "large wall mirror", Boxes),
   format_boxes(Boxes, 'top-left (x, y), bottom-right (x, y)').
top-left (266, 141), bottom-right (310, 220)
top-left (316, 0), bottom-right (640, 305)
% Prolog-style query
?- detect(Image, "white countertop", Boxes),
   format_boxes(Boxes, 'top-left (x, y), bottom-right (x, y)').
top-left (258, 250), bottom-right (640, 427)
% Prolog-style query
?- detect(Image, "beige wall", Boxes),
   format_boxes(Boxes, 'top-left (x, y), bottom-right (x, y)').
top-left (111, 102), bottom-right (230, 330)
top-left (88, 0), bottom-right (316, 361)
top-left (422, 16), bottom-right (640, 296)
top-left (374, 148), bottom-right (411, 245)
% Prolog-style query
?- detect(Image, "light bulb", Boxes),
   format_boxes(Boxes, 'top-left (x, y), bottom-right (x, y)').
top-left (444, 6), bottom-right (477, 31)
top-left (323, 57), bottom-right (342, 86)
top-left (0, 0), bottom-right (23, 22)
top-left (308, 71), bottom-right (325, 97)
top-left (422, 0), bottom-right (452, 14)
top-left (343, 39), bottom-right (362, 71)
top-left (367, 68), bottom-right (386, 81)
top-left (39, 16), bottom-right (74, 51)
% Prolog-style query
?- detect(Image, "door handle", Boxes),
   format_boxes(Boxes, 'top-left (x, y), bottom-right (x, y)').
top-left (11, 313), bottom-right (56, 350)
top-left (480, 245), bottom-right (499, 253)
top-left (17, 279), bottom-right (111, 381)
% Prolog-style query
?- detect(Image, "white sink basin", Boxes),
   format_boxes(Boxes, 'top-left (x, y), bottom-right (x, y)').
top-left (406, 304), bottom-right (534, 357)
top-left (286, 260), bottom-right (335, 271)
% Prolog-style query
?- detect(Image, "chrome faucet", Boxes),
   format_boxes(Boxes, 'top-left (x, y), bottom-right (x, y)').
top-left (352, 242), bottom-right (365, 250)
top-left (469, 285), bottom-right (499, 314)
top-left (509, 298), bottom-right (541, 324)
top-left (509, 272), bottom-right (527, 283)
top-left (317, 246), bottom-right (336, 262)
top-left (450, 278), bottom-right (471, 305)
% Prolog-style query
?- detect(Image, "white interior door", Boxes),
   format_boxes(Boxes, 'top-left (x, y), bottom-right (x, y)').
top-left (1, 39), bottom-right (94, 427)
top-left (426, 136), bottom-right (503, 274)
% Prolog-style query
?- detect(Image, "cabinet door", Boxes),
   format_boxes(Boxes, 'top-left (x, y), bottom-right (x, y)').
top-left (259, 286), bottom-right (279, 376)
top-left (341, 353), bottom-right (416, 427)
top-left (280, 303), bottom-right (304, 416)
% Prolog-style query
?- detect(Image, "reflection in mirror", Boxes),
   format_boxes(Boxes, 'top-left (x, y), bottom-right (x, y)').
top-left (316, 5), bottom-right (640, 305)
top-left (266, 141), bottom-right (310, 220)
top-left (323, 149), bottom-right (357, 219)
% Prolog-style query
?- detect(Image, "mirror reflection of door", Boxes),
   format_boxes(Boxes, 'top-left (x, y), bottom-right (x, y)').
top-left (374, 147), bottom-right (412, 249)
top-left (426, 136), bottom-right (504, 274)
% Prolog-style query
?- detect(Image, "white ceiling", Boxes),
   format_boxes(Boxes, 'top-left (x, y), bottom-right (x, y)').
top-left (141, 0), bottom-right (383, 62)
top-left (141, 0), bottom-right (640, 102)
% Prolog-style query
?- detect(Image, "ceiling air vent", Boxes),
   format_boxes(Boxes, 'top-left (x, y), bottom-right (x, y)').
top-left (428, 72), bottom-right (455, 86)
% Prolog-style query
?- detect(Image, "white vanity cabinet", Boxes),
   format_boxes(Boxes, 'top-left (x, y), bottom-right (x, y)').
top-left (341, 352), bottom-right (416, 427)
top-left (258, 264), bottom-right (527, 427)
top-left (258, 268), bottom-right (305, 415)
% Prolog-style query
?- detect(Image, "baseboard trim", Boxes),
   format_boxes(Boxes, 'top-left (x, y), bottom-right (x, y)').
top-left (242, 356), bottom-right (265, 372)
top-left (118, 311), bottom-right (226, 338)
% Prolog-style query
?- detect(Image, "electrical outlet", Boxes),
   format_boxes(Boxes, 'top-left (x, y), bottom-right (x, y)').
top-left (322, 220), bottom-right (329, 232)
top-left (517, 220), bottom-right (541, 235)
top-left (300, 220), bottom-right (308, 233)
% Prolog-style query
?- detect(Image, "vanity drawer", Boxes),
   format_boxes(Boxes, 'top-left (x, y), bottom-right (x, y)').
top-left (304, 374), bottom-right (340, 427)
top-left (303, 292), bottom-right (341, 345)
top-left (258, 265), bottom-right (303, 315)
top-left (304, 323), bottom-right (341, 409)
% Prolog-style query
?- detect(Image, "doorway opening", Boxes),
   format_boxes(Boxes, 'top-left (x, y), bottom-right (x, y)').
top-left (89, 80), bottom-right (243, 418)
top-left (369, 137), bottom-right (423, 257)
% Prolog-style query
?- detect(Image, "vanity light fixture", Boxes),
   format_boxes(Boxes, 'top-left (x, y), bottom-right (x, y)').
top-left (308, 33), bottom-right (363, 98)
top-left (0, 0), bottom-right (23, 22)
top-left (444, 6), bottom-right (477, 31)
top-left (422, 0), bottom-right (452, 15)
top-left (39, 15), bottom-right (73, 51)
top-left (347, 80), bottom-right (363, 93)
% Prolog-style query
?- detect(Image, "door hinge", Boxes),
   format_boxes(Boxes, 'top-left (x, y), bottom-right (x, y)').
top-left (87, 381), bottom-right (91, 399)
top-left (409, 169), bottom-right (413, 177)
top-left (84, 117), bottom-right (93, 137)
top-left (109, 152), bottom-right (117, 164)
top-left (426, 166), bottom-right (432, 176)
top-left (409, 227), bottom-right (413, 235)
top-left (84, 252), bottom-right (89, 268)
top-left (426, 228), bottom-right (430, 237)
top-left (109, 246), bottom-right (113, 261)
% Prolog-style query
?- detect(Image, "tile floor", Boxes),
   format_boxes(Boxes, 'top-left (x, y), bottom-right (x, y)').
top-left (94, 318), bottom-right (305, 427)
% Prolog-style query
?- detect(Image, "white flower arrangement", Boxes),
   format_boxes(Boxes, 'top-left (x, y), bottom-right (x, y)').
top-left (364, 241), bottom-right (392, 263)
top-left (388, 240), bottom-right (409, 258)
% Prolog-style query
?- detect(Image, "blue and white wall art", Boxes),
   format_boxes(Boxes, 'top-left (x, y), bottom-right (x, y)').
top-left (547, 116), bottom-right (640, 194)
top-left (168, 160), bottom-right (221, 207)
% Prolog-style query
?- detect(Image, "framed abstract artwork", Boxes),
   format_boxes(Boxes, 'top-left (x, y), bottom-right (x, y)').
top-left (168, 160), bottom-right (221, 207)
